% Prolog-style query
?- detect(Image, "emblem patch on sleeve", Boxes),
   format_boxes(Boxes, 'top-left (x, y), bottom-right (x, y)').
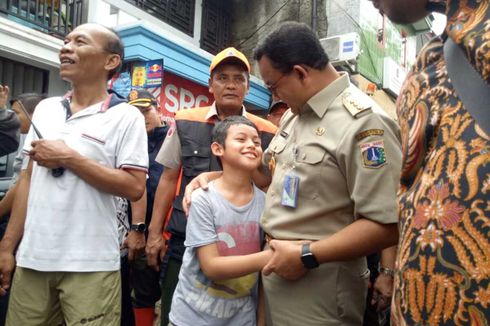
top-left (355, 129), bottom-right (384, 141)
top-left (359, 140), bottom-right (386, 168)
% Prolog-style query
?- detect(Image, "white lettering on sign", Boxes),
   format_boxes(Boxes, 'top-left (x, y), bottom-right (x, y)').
top-left (164, 84), bottom-right (210, 112)
top-left (195, 95), bottom-right (208, 107)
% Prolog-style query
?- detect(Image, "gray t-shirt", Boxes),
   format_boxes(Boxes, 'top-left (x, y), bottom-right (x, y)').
top-left (169, 181), bottom-right (265, 326)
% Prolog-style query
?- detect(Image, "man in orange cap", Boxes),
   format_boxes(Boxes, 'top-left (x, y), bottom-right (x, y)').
top-left (145, 47), bottom-right (276, 325)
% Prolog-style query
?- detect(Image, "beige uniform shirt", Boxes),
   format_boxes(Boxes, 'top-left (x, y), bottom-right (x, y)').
top-left (262, 73), bottom-right (401, 240)
top-left (261, 73), bottom-right (402, 325)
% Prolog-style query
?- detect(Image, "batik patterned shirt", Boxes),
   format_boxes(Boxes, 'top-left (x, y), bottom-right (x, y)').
top-left (392, 0), bottom-right (490, 325)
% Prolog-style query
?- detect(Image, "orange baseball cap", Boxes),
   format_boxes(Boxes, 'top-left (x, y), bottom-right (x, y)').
top-left (209, 47), bottom-right (251, 73)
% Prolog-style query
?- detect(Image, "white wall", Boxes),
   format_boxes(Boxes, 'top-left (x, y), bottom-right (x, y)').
top-left (0, 16), bottom-right (69, 95)
top-left (0, 17), bottom-right (62, 68)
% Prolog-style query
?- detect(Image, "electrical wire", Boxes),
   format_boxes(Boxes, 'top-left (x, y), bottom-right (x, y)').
top-left (236, 0), bottom-right (292, 48)
top-left (330, 0), bottom-right (383, 82)
top-left (235, 0), bottom-right (382, 83)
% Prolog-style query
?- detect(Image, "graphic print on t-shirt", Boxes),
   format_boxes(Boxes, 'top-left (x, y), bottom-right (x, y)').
top-left (194, 221), bottom-right (260, 300)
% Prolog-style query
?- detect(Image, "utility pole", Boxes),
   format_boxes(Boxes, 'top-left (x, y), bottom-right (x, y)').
top-left (311, 0), bottom-right (318, 32)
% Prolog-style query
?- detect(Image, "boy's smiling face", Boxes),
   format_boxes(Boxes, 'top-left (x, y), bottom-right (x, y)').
top-left (213, 123), bottom-right (262, 171)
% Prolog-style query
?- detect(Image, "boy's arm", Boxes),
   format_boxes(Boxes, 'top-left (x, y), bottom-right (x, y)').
top-left (189, 190), bottom-right (272, 281)
top-left (197, 244), bottom-right (272, 281)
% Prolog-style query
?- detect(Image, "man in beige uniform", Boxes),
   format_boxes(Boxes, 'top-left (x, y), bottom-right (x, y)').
top-left (253, 22), bottom-right (401, 325)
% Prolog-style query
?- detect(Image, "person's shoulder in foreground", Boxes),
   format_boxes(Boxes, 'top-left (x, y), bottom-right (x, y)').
top-left (0, 85), bottom-right (20, 156)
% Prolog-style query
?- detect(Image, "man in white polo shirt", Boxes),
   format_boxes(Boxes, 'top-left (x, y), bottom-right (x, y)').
top-left (0, 24), bottom-right (148, 326)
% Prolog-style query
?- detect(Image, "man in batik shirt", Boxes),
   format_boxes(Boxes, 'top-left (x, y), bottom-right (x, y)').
top-left (370, 0), bottom-right (490, 325)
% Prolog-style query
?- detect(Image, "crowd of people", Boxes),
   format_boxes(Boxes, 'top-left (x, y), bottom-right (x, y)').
top-left (0, 0), bottom-right (488, 325)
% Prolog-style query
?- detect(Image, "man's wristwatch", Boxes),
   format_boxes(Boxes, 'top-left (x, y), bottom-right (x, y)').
top-left (378, 265), bottom-right (395, 277)
top-left (130, 223), bottom-right (147, 233)
top-left (301, 243), bottom-right (319, 269)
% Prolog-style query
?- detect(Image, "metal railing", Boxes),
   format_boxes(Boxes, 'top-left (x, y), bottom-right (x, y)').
top-left (0, 0), bottom-right (86, 38)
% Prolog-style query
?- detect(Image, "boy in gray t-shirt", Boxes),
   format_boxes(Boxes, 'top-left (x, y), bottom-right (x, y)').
top-left (169, 116), bottom-right (271, 326)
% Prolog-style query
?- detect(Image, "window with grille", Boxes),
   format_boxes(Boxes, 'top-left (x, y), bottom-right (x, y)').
top-left (125, 0), bottom-right (195, 36)
top-left (0, 0), bottom-right (86, 38)
top-left (0, 57), bottom-right (49, 99)
top-left (200, 0), bottom-right (231, 54)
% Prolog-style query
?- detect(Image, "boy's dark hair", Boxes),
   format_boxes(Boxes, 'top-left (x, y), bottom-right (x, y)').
top-left (103, 27), bottom-right (125, 80)
top-left (10, 93), bottom-right (47, 115)
top-left (253, 21), bottom-right (329, 73)
top-left (212, 116), bottom-right (260, 149)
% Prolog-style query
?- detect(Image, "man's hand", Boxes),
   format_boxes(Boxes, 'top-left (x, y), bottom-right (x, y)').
top-left (0, 250), bottom-right (15, 296)
top-left (371, 273), bottom-right (394, 311)
top-left (123, 231), bottom-right (146, 262)
top-left (0, 85), bottom-right (9, 109)
top-left (29, 140), bottom-right (76, 168)
top-left (145, 231), bottom-right (166, 271)
top-left (262, 239), bottom-right (308, 281)
top-left (182, 171), bottom-right (222, 215)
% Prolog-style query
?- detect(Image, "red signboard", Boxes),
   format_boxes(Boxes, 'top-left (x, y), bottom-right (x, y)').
top-left (160, 72), bottom-right (213, 118)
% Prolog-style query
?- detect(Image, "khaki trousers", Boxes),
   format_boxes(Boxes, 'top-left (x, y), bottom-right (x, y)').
top-left (263, 258), bottom-right (369, 326)
top-left (6, 267), bottom-right (121, 326)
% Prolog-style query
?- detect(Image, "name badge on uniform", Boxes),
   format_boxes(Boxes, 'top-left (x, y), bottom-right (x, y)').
top-left (281, 171), bottom-right (299, 208)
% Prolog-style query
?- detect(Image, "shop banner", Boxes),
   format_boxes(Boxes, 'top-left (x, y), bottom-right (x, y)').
top-left (110, 61), bottom-right (212, 123)
top-left (132, 59), bottom-right (164, 89)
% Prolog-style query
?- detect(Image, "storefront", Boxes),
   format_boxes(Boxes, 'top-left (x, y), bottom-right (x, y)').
top-left (116, 22), bottom-right (270, 120)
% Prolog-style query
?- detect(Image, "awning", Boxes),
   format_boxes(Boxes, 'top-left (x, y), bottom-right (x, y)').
top-left (116, 22), bottom-right (270, 111)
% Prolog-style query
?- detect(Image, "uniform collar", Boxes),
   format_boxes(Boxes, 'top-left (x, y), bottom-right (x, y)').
top-left (303, 72), bottom-right (350, 118)
top-left (205, 101), bottom-right (248, 121)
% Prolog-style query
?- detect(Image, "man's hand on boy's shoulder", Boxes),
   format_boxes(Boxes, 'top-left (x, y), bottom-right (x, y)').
top-left (183, 171), bottom-right (223, 215)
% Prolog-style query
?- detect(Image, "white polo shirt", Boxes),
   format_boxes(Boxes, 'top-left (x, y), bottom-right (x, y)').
top-left (17, 95), bottom-right (148, 272)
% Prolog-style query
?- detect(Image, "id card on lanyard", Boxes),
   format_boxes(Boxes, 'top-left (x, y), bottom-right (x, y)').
top-left (281, 145), bottom-right (299, 208)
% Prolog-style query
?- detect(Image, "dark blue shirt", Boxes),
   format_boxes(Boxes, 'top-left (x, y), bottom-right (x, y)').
top-left (145, 125), bottom-right (168, 225)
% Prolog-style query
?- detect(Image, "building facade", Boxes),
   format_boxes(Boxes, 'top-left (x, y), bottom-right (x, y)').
top-left (0, 0), bottom-right (271, 113)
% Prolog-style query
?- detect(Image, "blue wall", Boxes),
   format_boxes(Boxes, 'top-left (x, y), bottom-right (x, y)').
top-left (117, 24), bottom-right (270, 110)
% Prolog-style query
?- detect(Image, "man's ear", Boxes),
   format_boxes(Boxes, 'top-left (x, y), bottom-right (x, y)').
top-left (105, 54), bottom-right (121, 74)
top-left (208, 77), bottom-right (214, 94)
top-left (211, 141), bottom-right (223, 157)
top-left (293, 64), bottom-right (309, 82)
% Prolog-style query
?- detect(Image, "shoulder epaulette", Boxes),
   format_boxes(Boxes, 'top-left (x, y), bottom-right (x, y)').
top-left (342, 92), bottom-right (372, 118)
